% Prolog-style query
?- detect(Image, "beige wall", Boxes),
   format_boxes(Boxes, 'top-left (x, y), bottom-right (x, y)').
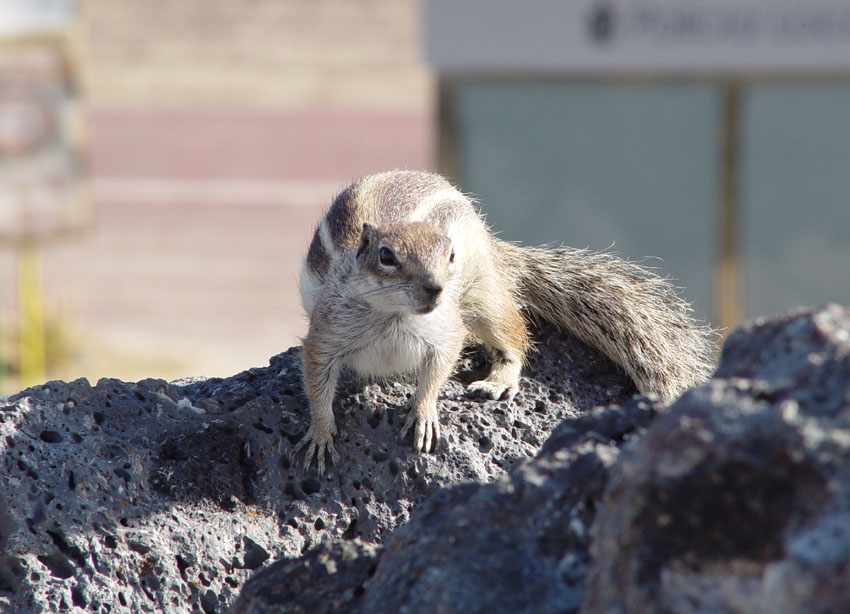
top-left (82, 0), bottom-right (432, 110)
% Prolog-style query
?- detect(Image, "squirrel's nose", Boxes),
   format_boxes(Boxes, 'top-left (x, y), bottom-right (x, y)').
top-left (423, 284), bottom-right (443, 299)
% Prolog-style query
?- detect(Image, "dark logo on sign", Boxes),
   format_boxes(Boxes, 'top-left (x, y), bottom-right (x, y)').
top-left (588, 3), bottom-right (616, 45)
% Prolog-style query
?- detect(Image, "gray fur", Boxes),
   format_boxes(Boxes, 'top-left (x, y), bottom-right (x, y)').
top-left (497, 242), bottom-right (718, 399)
top-left (305, 232), bottom-right (330, 278)
top-left (324, 185), bottom-right (362, 251)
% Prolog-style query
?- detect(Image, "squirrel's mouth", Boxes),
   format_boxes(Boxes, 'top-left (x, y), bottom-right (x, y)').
top-left (416, 301), bottom-right (439, 314)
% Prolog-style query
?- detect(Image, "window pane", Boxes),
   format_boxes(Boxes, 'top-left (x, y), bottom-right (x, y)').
top-left (456, 82), bottom-right (718, 322)
top-left (742, 84), bottom-right (850, 319)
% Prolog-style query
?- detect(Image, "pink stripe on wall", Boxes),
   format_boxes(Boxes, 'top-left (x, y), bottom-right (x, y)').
top-left (87, 105), bottom-right (435, 181)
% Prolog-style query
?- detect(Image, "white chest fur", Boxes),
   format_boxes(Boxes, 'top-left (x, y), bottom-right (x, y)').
top-left (344, 303), bottom-right (461, 378)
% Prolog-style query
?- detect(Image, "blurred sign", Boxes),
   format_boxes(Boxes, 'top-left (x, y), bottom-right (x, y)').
top-left (425, 1), bottom-right (850, 75)
top-left (0, 0), bottom-right (90, 242)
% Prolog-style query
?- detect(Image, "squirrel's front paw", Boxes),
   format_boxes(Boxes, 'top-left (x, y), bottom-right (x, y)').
top-left (400, 408), bottom-right (441, 453)
top-left (467, 379), bottom-right (516, 401)
top-left (293, 423), bottom-right (339, 474)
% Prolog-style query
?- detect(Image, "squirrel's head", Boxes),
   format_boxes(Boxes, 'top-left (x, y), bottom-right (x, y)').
top-left (355, 222), bottom-right (456, 314)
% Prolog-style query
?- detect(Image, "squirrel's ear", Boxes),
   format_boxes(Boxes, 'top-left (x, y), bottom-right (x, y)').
top-left (357, 223), bottom-right (374, 257)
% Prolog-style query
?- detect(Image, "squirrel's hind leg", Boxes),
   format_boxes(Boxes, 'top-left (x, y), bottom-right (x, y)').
top-left (465, 291), bottom-right (529, 401)
top-left (468, 351), bottom-right (522, 401)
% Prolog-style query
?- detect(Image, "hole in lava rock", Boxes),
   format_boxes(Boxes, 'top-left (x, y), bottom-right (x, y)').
top-left (300, 478), bottom-right (321, 495)
top-left (37, 553), bottom-right (74, 579)
top-left (39, 431), bottom-right (62, 444)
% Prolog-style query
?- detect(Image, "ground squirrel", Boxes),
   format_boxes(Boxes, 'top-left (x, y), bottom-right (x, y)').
top-left (295, 170), bottom-right (716, 471)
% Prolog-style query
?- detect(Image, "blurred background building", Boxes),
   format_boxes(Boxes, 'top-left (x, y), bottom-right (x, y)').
top-left (0, 0), bottom-right (433, 391)
top-left (1, 0), bottom-right (849, 392)
top-left (426, 0), bottom-right (850, 331)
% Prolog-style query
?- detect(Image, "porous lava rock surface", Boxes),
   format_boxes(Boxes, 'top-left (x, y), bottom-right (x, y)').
top-left (581, 304), bottom-right (850, 614)
top-left (0, 326), bottom-right (633, 613)
top-left (7, 305), bottom-right (848, 614)
top-left (231, 305), bottom-right (850, 614)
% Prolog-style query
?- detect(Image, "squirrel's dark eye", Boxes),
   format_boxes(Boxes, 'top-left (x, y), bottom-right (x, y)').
top-left (379, 247), bottom-right (398, 266)
top-left (449, 248), bottom-right (455, 263)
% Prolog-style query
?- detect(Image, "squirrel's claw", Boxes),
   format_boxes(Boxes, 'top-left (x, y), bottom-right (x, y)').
top-left (400, 410), bottom-right (440, 453)
top-left (294, 425), bottom-right (339, 474)
top-left (467, 379), bottom-right (516, 401)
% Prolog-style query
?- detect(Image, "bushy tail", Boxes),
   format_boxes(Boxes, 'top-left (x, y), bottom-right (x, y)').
top-left (495, 240), bottom-right (718, 401)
